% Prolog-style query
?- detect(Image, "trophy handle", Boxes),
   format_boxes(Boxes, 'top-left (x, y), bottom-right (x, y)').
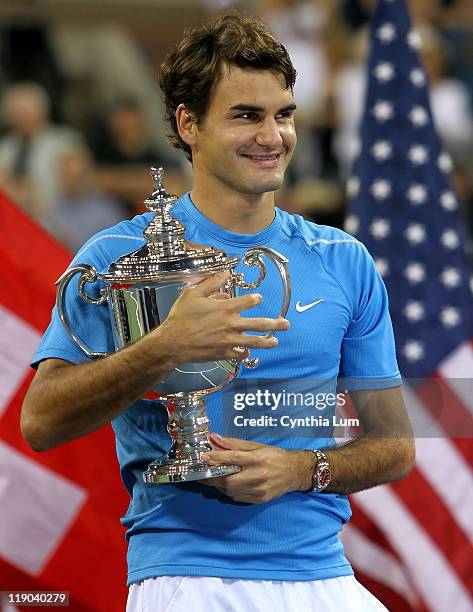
top-left (55, 264), bottom-right (109, 358)
top-left (232, 246), bottom-right (291, 369)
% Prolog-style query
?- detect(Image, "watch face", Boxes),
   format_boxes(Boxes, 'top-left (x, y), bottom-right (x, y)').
top-left (318, 466), bottom-right (331, 488)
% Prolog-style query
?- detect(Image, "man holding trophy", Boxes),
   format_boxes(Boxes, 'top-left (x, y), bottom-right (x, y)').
top-left (21, 12), bottom-right (414, 612)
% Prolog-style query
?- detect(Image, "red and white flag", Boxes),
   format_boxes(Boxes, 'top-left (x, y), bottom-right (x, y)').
top-left (345, 0), bottom-right (473, 610)
top-left (0, 192), bottom-right (128, 610)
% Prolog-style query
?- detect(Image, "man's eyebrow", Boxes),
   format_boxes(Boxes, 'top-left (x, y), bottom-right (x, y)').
top-left (228, 103), bottom-right (297, 113)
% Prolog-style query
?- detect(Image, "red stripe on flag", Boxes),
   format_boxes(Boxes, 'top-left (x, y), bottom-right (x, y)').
top-left (392, 469), bottom-right (473, 596)
top-left (354, 568), bottom-right (427, 612)
top-left (350, 500), bottom-right (402, 563)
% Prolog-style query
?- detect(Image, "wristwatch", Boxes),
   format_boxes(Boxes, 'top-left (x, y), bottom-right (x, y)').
top-left (309, 450), bottom-right (331, 492)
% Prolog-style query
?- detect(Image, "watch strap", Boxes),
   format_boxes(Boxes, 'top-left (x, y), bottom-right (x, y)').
top-left (309, 449), bottom-right (331, 492)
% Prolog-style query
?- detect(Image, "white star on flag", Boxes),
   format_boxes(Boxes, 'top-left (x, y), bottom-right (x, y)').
top-left (438, 152), bottom-right (453, 172)
top-left (370, 179), bottom-right (392, 200)
top-left (347, 176), bottom-right (360, 198)
top-left (372, 100), bottom-right (394, 121)
top-left (441, 229), bottom-right (460, 249)
top-left (407, 29), bottom-right (422, 49)
top-left (409, 68), bottom-right (426, 87)
top-left (345, 214), bottom-right (359, 235)
top-left (371, 140), bottom-right (393, 161)
top-left (440, 191), bottom-right (458, 211)
top-left (406, 183), bottom-right (427, 204)
top-left (408, 144), bottom-right (429, 164)
top-left (374, 258), bottom-right (389, 277)
top-left (440, 306), bottom-right (461, 327)
top-left (374, 62), bottom-right (395, 82)
top-left (369, 218), bottom-right (391, 239)
top-left (402, 339), bottom-right (424, 361)
top-left (377, 23), bottom-right (396, 43)
top-left (440, 267), bottom-right (462, 289)
top-left (404, 262), bottom-right (426, 284)
top-left (403, 300), bottom-right (425, 322)
top-left (405, 223), bottom-right (426, 244)
top-left (409, 106), bottom-right (429, 127)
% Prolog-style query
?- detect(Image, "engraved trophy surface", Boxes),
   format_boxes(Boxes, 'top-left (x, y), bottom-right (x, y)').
top-left (56, 167), bottom-right (291, 484)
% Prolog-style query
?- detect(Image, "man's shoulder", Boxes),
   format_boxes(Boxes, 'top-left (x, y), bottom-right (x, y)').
top-left (71, 212), bottom-right (153, 270)
top-left (278, 209), bottom-right (363, 253)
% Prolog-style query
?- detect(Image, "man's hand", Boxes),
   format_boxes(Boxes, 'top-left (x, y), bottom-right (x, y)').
top-left (158, 271), bottom-right (290, 364)
top-left (199, 433), bottom-right (313, 504)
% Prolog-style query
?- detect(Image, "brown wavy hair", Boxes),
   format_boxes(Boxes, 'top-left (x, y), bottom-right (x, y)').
top-left (159, 12), bottom-right (297, 161)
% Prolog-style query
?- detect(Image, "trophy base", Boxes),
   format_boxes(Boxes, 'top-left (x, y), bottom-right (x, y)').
top-left (143, 460), bottom-right (241, 484)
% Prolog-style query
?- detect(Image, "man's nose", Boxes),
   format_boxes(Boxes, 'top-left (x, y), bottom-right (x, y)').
top-left (255, 118), bottom-right (283, 148)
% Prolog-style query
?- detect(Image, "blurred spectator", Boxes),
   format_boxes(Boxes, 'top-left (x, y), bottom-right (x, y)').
top-left (88, 98), bottom-right (187, 214)
top-left (90, 98), bottom-right (163, 167)
top-left (50, 23), bottom-right (181, 159)
top-left (0, 82), bottom-right (82, 232)
top-left (439, 0), bottom-right (473, 107)
top-left (419, 24), bottom-right (473, 160)
top-left (53, 144), bottom-right (128, 253)
top-left (332, 27), bottom-right (368, 181)
top-left (0, 21), bottom-right (66, 122)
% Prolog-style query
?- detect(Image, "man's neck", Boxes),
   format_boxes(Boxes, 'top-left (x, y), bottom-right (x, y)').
top-left (190, 181), bottom-right (276, 234)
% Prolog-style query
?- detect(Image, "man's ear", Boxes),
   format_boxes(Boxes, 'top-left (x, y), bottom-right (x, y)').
top-left (176, 103), bottom-right (198, 148)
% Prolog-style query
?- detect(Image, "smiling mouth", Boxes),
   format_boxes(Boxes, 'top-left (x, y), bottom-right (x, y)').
top-left (240, 153), bottom-right (282, 161)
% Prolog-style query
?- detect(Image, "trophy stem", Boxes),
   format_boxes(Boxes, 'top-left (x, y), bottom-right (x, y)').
top-left (143, 395), bottom-right (241, 484)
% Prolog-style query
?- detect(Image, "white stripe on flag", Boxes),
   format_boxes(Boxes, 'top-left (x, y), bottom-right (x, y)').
top-left (0, 441), bottom-right (87, 576)
top-left (416, 437), bottom-right (473, 541)
top-left (341, 523), bottom-right (417, 607)
top-left (0, 305), bottom-right (40, 419)
top-left (438, 341), bottom-right (473, 416)
top-left (403, 384), bottom-right (473, 541)
top-left (438, 341), bottom-right (473, 378)
top-left (353, 485), bottom-right (473, 612)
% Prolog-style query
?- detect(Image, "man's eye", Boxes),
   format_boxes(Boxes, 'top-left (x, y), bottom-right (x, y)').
top-left (276, 111), bottom-right (293, 120)
top-left (236, 112), bottom-right (258, 120)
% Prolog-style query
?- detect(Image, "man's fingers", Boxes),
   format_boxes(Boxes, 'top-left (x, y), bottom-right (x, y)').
top-left (202, 450), bottom-right (256, 466)
top-left (230, 333), bottom-right (279, 349)
top-left (226, 293), bottom-right (263, 311)
top-left (209, 432), bottom-right (265, 451)
top-left (189, 271), bottom-right (230, 297)
top-left (210, 292), bottom-right (231, 300)
top-left (234, 317), bottom-right (290, 333)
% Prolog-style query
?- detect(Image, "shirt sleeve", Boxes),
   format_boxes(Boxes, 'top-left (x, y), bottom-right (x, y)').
top-left (338, 243), bottom-right (401, 390)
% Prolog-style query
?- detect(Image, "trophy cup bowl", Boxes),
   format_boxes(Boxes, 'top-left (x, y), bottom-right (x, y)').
top-left (55, 167), bottom-right (291, 484)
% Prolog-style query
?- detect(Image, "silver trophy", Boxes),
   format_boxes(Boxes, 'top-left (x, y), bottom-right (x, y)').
top-left (56, 167), bottom-right (291, 484)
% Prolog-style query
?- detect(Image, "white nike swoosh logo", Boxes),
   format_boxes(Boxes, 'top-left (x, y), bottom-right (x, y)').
top-left (295, 299), bottom-right (324, 313)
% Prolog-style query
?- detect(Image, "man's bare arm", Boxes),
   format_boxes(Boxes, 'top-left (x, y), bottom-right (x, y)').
top-left (200, 386), bottom-right (415, 503)
top-left (317, 386), bottom-right (415, 494)
top-left (21, 272), bottom-right (289, 452)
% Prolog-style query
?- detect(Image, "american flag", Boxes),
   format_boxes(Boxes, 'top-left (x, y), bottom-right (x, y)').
top-left (344, 0), bottom-right (473, 610)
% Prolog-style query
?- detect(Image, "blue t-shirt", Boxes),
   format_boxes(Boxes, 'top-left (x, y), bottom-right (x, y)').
top-left (32, 193), bottom-right (401, 585)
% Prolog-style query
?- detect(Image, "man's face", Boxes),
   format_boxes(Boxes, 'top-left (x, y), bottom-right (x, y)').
top-left (191, 67), bottom-right (297, 197)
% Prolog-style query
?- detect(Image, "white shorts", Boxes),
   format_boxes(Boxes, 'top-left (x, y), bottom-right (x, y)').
top-left (126, 575), bottom-right (389, 612)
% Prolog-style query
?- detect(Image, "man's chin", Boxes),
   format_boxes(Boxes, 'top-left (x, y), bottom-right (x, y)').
top-left (243, 174), bottom-right (285, 195)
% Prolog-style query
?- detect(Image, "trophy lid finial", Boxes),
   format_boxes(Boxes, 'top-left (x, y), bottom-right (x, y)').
top-left (103, 164), bottom-right (239, 280)
top-left (150, 166), bottom-right (164, 188)
top-left (145, 165), bottom-right (178, 212)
